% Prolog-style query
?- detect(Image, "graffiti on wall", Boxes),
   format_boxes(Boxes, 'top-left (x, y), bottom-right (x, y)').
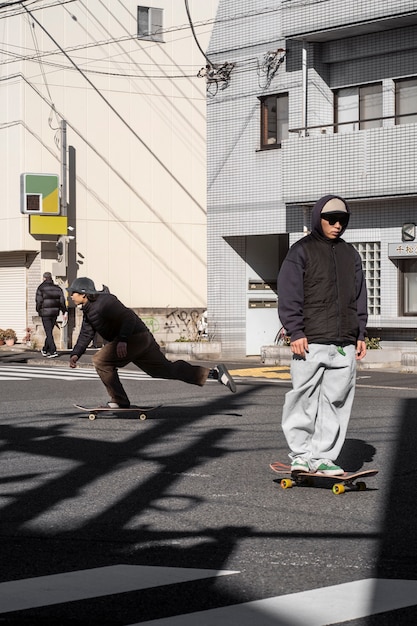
top-left (141, 316), bottom-right (160, 335)
top-left (141, 309), bottom-right (202, 341)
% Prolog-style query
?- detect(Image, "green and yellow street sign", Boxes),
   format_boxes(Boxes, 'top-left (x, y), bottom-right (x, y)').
top-left (20, 173), bottom-right (60, 215)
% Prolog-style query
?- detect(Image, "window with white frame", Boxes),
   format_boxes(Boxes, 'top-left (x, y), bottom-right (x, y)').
top-left (334, 84), bottom-right (382, 133)
top-left (352, 242), bottom-right (381, 316)
top-left (395, 77), bottom-right (417, 125)
top-left (137, 6), bottom-right (163, 42)
top-left (259, 93), bottom-right (289, 149)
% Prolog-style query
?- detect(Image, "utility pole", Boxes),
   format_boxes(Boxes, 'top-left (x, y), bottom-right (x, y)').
top-left (60, 119), bottom-right (69, 349)
top-left (67, 146), bottom-right (77, 349)
top-left (53, 120), bottom-right (77, 348)
top-left (61, 119), bottom-right (67, 217)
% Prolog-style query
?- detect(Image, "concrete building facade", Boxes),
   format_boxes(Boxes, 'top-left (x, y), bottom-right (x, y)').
top-left (0, 0), bottom-right (218, 345)
top-left (206, 0), bottom-right (417, 357)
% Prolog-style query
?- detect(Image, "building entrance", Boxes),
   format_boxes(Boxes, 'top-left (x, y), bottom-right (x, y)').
top-left (245, 234), bottom-right (288, 355)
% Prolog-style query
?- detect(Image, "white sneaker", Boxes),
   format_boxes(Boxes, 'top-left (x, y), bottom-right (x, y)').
top-left (103, 402), bottom-right (130, 409)
top-left (311, 459), bottom-right (344, 476)
top-left (290, 457), bottom-right (309, 474)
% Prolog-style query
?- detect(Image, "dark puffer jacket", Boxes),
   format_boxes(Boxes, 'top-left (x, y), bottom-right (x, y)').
top-left (70, 293), bottom-right (149, 358)
top-left (277, 195), bottom-right (368, 344)
top-left (36, 280), bottom-right (67, 318)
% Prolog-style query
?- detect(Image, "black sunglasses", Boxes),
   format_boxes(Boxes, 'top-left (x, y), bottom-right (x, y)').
top-left (321, 213), bottom-right (349, 227)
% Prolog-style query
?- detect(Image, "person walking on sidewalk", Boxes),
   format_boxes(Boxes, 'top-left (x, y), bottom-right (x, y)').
top-left (277, 194), bottom-right (368, 476)
top-left (35, 272), bottom-right (68, 358)
top-left (68, 277), bottom-right (236, 407)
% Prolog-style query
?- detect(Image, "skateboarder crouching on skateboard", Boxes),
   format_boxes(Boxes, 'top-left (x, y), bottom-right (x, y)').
top-left (68, 277), bottom-right (236, 407)
top-left (277, 195), bottom-right (368, 476)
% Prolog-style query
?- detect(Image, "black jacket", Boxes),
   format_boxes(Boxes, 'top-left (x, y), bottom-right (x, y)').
top-left (70, 293), bottom-right (148, 358)
top-left (36, 280), bottom-right (67, 318)
top-left (277, 195), bottom-right (368, 344)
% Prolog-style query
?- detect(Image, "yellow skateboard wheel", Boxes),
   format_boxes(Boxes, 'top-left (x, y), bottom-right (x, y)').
top-left (332, 483), bottom-right (345, 495)
top-left (281, 478), bottom-right (293, 489)
top-left (356, 481), bottom-right (366, 491)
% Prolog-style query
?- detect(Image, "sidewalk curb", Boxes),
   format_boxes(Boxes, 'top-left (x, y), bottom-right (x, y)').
top-left (0, 346), bottom-right (412, 376)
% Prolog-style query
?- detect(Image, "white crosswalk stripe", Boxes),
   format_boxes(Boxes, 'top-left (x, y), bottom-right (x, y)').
top-left (0, 365), bottom-right (153, 382)
top-left (0, 565), bottom-right (237, 614)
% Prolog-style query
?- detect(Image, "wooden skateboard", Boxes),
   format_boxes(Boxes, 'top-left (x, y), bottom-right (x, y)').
top-left (74, 404), bottom-right (162, 421)
top-left (270, 461), bottom-right (378, 495)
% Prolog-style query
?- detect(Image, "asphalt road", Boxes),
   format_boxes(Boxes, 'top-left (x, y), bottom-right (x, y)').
top-left (0, 361), bottom-right (417, 624)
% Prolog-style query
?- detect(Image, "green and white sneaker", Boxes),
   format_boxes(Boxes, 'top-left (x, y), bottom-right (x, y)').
top-left (290, 457), bottom-right (310, 474)
top-left (312, 459), bottom-right (344, 476)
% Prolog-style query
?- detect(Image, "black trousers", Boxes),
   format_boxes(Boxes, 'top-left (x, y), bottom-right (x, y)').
top-left (41, 317), bottom-right (57, 354)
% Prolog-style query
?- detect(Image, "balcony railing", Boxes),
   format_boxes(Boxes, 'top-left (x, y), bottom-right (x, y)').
top-left (289, 112), bottom-right (417, 136)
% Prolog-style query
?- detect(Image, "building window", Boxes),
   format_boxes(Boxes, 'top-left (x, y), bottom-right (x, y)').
top-left (399, 258), bottom-right (417, 315)
top-left (137, 6), bottom-right (163, 42)
top-left (334, 84), bottom-right (382, 133)
top-left (395, 77), bottom-right (417, 125)
top-left (352, 242), bottom-right (381, 316)
top-left (260, 93), bottom-right (288, 149)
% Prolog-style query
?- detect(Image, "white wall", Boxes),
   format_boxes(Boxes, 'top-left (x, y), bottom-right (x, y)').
top-left (0, 0), bottom-right (219, 308)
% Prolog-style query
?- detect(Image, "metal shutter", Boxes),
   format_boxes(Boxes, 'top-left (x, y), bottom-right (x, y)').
top-left (0, 254), bottom-right (27, 341)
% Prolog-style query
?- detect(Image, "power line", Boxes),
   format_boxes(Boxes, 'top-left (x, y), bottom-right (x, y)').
top-left (18, 2), bottom-right (205, 214)
top-left (73, 0), bottom-right (206, 135)
top-left (1, 42), bottom-right (279, 81)
top-left (0, 1), bottom-right (285, 99)
top-left (2, 47), bottom-right (266, 81)
top-left (26, 10), bottom-right (61, 130)
top-left (0, 0), bottom-right (76, 17)
top-left (184, 0), bottom-right (213, 66)
top-left (1, 3), bottom-right (286, 96)
top-left (0, 3), bottom-right (281, 57)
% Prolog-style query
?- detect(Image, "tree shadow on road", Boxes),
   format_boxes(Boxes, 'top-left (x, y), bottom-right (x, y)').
top-left (365, 397), bottom-right (417, 625)
top-left (0, 382), bottom-right (294, 624)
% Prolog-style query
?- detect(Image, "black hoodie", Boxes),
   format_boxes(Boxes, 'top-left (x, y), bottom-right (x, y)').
top-left (277, 195), bottom-right (367, 344)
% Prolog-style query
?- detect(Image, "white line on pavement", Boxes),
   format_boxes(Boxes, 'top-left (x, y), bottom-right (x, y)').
top-left (133, 578), bottom-right (417, 626)
top-left (0, 366), bottom-right (152, 381)
top-left (0, 565), bottom-right (238, 614)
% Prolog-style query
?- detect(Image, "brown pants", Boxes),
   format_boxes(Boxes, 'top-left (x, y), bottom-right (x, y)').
top-left (92, 332), bottom-right (209, 405)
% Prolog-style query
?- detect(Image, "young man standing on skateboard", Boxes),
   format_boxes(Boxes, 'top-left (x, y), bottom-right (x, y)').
top-left (68, 277), bottom-right (236, 407)
top-left (277, 195), bottom-right (368, 476)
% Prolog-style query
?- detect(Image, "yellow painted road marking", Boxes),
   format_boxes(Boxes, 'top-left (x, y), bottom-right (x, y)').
top-left (229, 367), bottom-right (291, 380)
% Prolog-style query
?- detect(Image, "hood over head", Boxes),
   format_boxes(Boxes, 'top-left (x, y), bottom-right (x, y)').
top-left (311, 194), bottom-right (350, 238)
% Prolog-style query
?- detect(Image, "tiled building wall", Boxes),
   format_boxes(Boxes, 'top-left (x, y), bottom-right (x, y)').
top-left (281, 0), bottom-right (414, 36)
top-left (208, 0), bottom-right (417, 356)
top-left (207, 2), bottom-right (288, 355)
top-left (282, 3), bottom-right (417, 336)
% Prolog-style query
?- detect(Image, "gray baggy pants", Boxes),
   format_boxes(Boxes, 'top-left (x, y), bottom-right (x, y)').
top-left (281, 343), bottom-right (357, 463)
